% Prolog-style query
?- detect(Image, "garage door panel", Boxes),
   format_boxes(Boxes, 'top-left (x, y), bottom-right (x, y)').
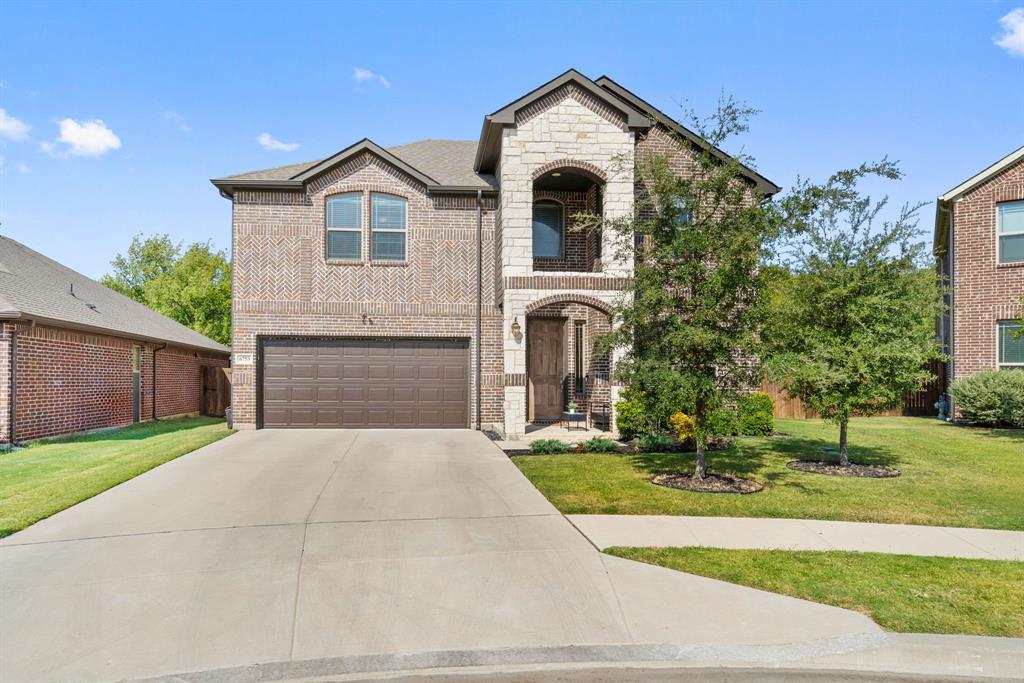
top-left (262, 338), bottom-right (468, 428)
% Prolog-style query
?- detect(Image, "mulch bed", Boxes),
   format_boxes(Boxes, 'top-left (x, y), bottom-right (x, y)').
top-left (786, 460), bottom-right (901, 478)
top-left (652, 472), bottom-right (764, 494)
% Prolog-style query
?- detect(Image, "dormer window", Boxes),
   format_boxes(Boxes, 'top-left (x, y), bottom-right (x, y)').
top-left (326, 193), bottom-right (362, 260)
top-left (533, 200), bottom-right (564, 258)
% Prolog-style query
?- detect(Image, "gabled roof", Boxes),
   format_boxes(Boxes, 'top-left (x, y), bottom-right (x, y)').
top-left (0, 236), bottom-right (229, 354)
top-left (212, 139), bottom-right (497, 197)
top-left (933, 145), bottom-right (1024, 255)
top-left (594, 76), bottom-right (781, 195)
top-left (473, 69), bottom-right (653, 174)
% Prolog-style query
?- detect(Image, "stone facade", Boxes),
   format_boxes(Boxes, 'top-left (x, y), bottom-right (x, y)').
top-left (950, 157), bottom-right (1024, 381)
top-left (0, 323), bottom-right (228, 443)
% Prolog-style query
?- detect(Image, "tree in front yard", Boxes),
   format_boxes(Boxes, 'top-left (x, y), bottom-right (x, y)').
top-left (594, 98), bottom-right (788, 481)
top-left (765, 163), bottom-right (943, 467)
top-left (101, 234), bottom-right (232, 345)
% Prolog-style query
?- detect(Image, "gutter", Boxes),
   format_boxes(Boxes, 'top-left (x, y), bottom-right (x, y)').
top-left (152, 343), bottom-right (167, 421)
top-left (475, 189), bottom-right (483, 431)
top-left (7, 319), bottom-right (35, 444)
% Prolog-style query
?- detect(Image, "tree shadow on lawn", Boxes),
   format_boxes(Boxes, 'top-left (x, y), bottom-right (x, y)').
top-left (628, 435), bottom-right (902, 486)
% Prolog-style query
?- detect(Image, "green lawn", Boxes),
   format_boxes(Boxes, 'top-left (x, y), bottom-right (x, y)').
top-left (513, 417), bottom-right (1024, 530)
top-left (606, 547), bottom-right (1024, 637)
top-left (0, 416), bottom-right (233, 537)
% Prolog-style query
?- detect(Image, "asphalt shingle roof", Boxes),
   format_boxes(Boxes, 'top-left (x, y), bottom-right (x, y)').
top-left (215, 139), bottom-right (496, 189)
top-left (0, 236), bottom-right (230, 354)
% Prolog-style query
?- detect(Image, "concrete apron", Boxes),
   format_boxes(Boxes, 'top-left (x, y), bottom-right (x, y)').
top-left (0, 430), bottom-right (1014, 682)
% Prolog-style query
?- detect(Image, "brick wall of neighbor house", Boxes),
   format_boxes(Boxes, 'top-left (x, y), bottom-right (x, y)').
top-left (230, 153), bottom-right (503, 430)
top-left (953, 157), bottom-right (1024, 380)
top-left (0, 323), bottom-right (11, 442)
top-left (2, 323), bottom-right (228, 442)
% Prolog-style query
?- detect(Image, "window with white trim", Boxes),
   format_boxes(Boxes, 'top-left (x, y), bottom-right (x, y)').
top-left (326, 193), bottom-right (362, 260)
top-left (371, 193), bottom-right (407, 261)
top-left (998, 321), bottom-right (1024, 369)
top-left (997, 200), bottom-right (1024, 264)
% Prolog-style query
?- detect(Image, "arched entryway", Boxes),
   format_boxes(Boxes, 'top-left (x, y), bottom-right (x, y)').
top-left (531, 162), bottom-right (606, 273)
top-left (524, 295), bottom-right (613, 427)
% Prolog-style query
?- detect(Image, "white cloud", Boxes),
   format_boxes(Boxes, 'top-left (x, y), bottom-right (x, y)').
top-left (995, 8), bottom-right (1024, 57)
top-left (0, 108), bottom-right (31, 141)
top-left (45, 118), bottom-right (122, 157)
top-left (16, 162), bottom-right (31, 174)
top-left (353, 67), bottom-right (391, 88)
top-left (163, 110), bottom-right (192, 133)
top-left (257, 132), bottom-right (299, 151)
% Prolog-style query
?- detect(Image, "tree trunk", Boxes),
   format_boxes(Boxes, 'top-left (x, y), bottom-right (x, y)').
top-left (694, 394), bottom-right (707, 480)
top-left (838, 420), bottom-right (850, 467)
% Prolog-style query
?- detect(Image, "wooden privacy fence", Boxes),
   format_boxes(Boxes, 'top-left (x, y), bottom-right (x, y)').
top-left (762, 359), bottom-right (946, 419)
top-left (201, 366), bottom-right (231, 417)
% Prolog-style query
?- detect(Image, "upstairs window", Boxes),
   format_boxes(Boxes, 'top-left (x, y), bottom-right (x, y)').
top-left (533, 200), bottom-right (564, 258)
top-left (998, 321), bottom-right (1024, 369)
top-left (326, 193), bottom-right (362, 260)
top-left (371, 193), bottom-right (407, 261)
top-left (998, 200), bottom-right (1024, 264)
top-left (671, 196), bottom-right (693, 226)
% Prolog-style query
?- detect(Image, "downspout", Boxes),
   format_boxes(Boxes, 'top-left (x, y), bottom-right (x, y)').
top-left (152, 343), bottom-right (167, 420)
top-left (939, 202), bottom-right (955, 420)
top-left (475, 189), bottom-right (483, 431)
top-left (8, 319), bottom-right (35, 444)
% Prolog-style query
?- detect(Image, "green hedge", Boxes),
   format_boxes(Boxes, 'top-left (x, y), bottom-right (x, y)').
top-left (949, 370), bottom-right (1024, 428)
top-left (739, 391), bottom-right (775, 435)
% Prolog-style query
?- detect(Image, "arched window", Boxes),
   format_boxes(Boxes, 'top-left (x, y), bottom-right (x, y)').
top-left (371, 193), bottom-right (407, 261)
top-left (533, 200), bottom-right (563, 258)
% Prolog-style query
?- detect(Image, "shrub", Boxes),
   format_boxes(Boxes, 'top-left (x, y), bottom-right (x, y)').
top-left (614, 397), bottom-right (648, 439)
top-left (582, 436), bottom-right (620, 453)
top-left (529, 439), bottom-right (571, 455)
top-left (668, 412), bottom-right (696, 442)
top-left (705, 408), bottom-right (740, 437)
top-left (634, 433), bottom-right (674, 452)
top-left (738, 391), bottom-right (775, 435)
top-left (949, 371), bottom-right (1024, 428)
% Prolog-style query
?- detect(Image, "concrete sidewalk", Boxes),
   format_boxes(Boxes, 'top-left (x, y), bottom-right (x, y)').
top-left (568, 514), bottom-right (1024, 560)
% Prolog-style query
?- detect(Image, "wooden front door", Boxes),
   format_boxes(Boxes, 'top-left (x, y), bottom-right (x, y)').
top-left (528, 318), bottom-right (565, 421)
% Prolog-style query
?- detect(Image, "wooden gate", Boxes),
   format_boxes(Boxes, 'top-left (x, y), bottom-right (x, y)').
top-left (202, 366), bottom-right (231, 417)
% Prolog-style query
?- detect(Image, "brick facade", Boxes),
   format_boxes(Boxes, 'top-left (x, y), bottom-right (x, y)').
top-left (951, 157), bottom-right (1024, 381)
top-left (0, 323), bottom-right (229, 443)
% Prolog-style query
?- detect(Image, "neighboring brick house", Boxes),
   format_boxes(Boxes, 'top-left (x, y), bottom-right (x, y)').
top-left (212, 70), bottom-right (778, 437)
top-left (0, 237), bottom-right (230, 443)
top-left (935, 146), bottom-right (1024, 405)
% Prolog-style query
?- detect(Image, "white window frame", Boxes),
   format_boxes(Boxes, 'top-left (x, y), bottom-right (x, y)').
top-left (996, 200), bottom-right (1024, 266)
top-left (370, 193), bottom-right (408, 262)
top-left (997, 320), bottom-right (1024, 370)
top-left (325, 192), bottom-right (363, 261)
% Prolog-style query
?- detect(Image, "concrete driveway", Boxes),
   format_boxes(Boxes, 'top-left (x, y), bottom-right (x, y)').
top-left (1, 429), bottom-right (884, 682)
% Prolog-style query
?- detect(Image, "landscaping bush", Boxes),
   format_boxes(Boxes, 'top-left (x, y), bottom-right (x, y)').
top-left (738, 391), bottom-right (775, 435)
top-left (613, 396), bottom-right (649, 440)
top-left (582, 436), bottom-right (620, 453)
top-left (706, 408), bottom-right (740, 437)
top-left (634, 434), bottom-right (675, 452)
top-left (949, 370), bottom-right (1024, 428)
top-left (668, 412), bottom-right (696, 442)
top-left (529, 439), bottom-right (571, 455)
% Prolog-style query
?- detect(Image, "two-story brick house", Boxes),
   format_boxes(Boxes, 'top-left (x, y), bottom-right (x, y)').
top-left (935, 145), bottom-right (1024, 407)
top-left (212, 70), bottom-right (778, 437)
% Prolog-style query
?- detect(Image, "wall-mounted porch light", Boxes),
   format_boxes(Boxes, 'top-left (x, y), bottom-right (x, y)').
top-left (510, 317), bottom-right (522, 340)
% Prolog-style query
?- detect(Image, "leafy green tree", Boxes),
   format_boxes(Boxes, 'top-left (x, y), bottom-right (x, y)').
top-left (101, 234), bottom-right (232, 345)
top-left (765, 163), bottom-right (943, 466)
top-left (100, 234), bottom-right (179, 301)
top-left (594, 98), bottom-right (789, 480)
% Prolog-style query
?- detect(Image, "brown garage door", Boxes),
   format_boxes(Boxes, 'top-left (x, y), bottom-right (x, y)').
top-left (261, 338), bottom-right (469, 428)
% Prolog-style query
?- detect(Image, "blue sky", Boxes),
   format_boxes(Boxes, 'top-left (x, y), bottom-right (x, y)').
top-left (1, 0), bottom-right (1022, 278)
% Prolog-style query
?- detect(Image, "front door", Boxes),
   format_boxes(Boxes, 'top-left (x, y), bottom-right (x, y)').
top-left (528, 318), bottom-right (565, 421)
